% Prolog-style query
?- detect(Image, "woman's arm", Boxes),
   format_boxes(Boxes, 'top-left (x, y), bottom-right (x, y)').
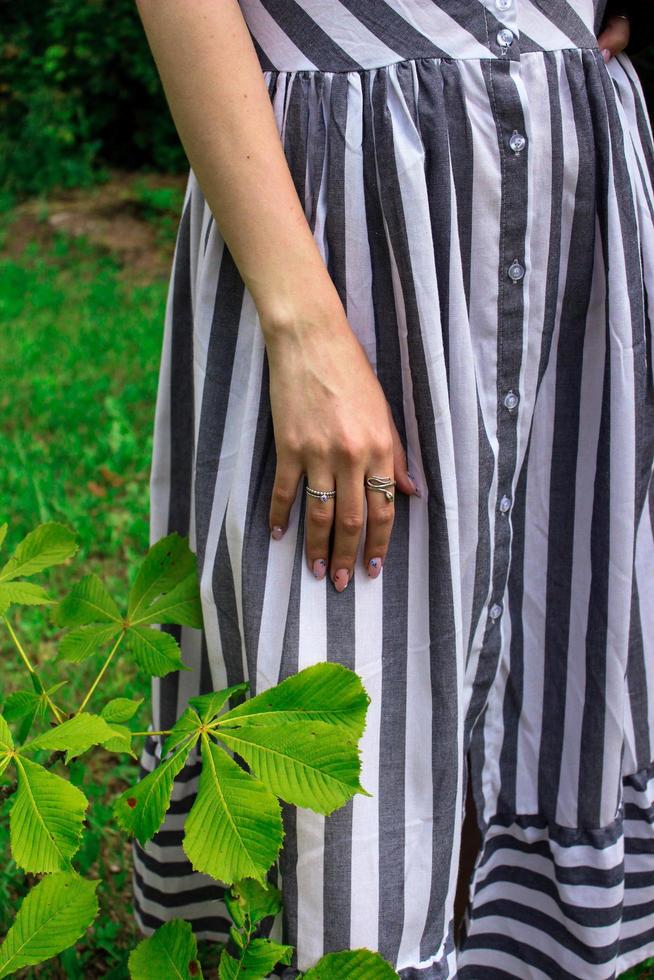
top-left (134, 0), bottom-right (334, 321)
top-left (135, 0), bottom-right (418, 591)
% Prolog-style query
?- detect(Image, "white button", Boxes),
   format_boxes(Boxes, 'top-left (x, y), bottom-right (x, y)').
top-left (495, 0), bottom-right (512, 9)
top-left (499, 495), bottom-right (512, 513)
top-left (509, 130), bottom-right (526, 154)
top-left (504, 390), bottom-right (519, 411)
top-left (508, 259), bottom-right (525, 282)
top-left (497, 28), bottom-right (514, 47)
top-left (489, 603), bottom-right (503, 620)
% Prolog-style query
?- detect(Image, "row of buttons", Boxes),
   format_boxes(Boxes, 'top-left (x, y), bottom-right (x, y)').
top-left (487, 43), bottom-right (527, 625)
top-left (479, 0), bottom-right (526, 631)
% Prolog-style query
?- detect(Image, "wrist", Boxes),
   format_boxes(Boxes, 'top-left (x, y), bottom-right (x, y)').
top-left (257, 285), bottom-right (347, 346)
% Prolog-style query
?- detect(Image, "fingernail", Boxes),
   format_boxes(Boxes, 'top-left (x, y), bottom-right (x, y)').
top-left (368, 557), bottom-right (383, 579)
top-left (601, 47), bottom-right (611, 62)
top-left (271, 526), bottom-right (284, 540)
top-left (407, 472), bottom-right (421, 497)
top-left (313, 558), bottom-right (327, 580)
top-left (333, 568), bottom-right (350, 592)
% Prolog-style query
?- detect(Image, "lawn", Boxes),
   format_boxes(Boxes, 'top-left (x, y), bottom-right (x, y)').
top-left (0, 174), bottom-right (652, 978)
top-left (0, 172), bottom-right (189, 978)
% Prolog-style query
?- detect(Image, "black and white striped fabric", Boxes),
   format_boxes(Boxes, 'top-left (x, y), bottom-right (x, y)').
top-left (133, 2), bottom-right (654, 976)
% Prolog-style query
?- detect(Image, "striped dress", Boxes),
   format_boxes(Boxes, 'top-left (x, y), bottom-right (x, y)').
top-left (133, 1), bottom-right (654, 976)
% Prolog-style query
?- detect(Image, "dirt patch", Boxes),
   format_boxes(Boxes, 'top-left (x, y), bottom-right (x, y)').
top-left (1, 169), bottom-right (189, 282)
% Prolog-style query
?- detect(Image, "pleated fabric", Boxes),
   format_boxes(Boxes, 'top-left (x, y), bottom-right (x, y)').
top-left (133, 2), bottom-right (654, 977)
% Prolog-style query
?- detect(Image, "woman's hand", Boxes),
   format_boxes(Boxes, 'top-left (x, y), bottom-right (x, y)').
top-left (597, 11), bottom-right (631, 62)
top-left (263, 297), bottom-right (419, 592)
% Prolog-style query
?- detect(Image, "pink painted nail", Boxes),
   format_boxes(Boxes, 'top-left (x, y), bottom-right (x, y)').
top-left (407, 472), bottom-right (422, 497)
top-left (601, 47), bottom-right (611, 62)
top-left (368, 557), bottom-right (383, 579)
top-left (333, 568), bottom-right (350, 592)
top-left (271, 526), bottom-right (284, 540)
top-left (313, 558), bottom-right (327, 580)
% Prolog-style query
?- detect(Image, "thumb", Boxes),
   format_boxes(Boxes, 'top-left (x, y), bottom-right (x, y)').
top-left (597, 13), bottom-right (630, 61)
top-left (388, 405), bottom-right (421, 497)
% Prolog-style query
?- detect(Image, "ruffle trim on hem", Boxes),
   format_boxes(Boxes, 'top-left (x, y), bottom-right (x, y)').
top-left (457, 762), bottom-right (654, 979)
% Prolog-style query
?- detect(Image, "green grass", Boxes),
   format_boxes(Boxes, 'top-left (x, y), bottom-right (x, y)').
top-left (0, 199), bottom-right (173, 977)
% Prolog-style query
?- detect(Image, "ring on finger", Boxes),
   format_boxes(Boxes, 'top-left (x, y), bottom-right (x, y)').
top-left (306, 484), bottom-right (336, 503)
top-left (365, 475), bottom-right (396, 502)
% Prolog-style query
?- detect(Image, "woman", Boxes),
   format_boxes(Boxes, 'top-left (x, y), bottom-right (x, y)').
top-left (132, 1), bottom-right (654, 976)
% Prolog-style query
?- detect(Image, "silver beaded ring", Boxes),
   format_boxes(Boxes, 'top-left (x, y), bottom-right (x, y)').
top-left (305, 485), bottom-right (336, 503)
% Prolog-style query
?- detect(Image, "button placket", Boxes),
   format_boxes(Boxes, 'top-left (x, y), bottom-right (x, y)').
top-left (482, 11), bottom-right (527, 643)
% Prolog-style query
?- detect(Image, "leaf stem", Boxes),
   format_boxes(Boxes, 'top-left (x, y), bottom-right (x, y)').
top-left (2, 615), bottom-right (64, 724)
top-left (130, 730), bottom-right (171, 738)
top-left (76, 629), bottom-right (126, 715)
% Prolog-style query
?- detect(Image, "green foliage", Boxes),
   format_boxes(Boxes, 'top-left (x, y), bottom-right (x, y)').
top-left (129, 920), bottom-right (203, 980)
top-left (0, 872), bottom-right (99, 978)
top-left (53, 531), bottom-right (201, 681)
top-left (302, 950), bottom-right (401, 978)
top-left (0, 0), bottom-right (186, 196)
top-left (24, 711), bottom-right (128, 762)
top-left (147, 880), bottom-right (401, 980)
top-left (184, 736), bottom-right (284, 886)
top-left (115, 661), bottom-right (370, 884)
top-left (0, 521), bottom-right (77, 582)
top-left (114, 745), bottom-right (189, 845)
top-left (0, 520), bottom-right (396, 979)
top-left (218, 880), bottom-right (292, 980)
top-left (10, 755), bottom-right (88, 873)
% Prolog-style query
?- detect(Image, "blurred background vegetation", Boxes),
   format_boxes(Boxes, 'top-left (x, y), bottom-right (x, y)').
top-left (0, 0), bottom-right (652, 976)
top-left (0, 0), bottom-right (652, 200)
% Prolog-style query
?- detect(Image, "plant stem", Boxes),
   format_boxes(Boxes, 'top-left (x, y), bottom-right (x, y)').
top-left (2, 616), bottom-right (64, 724)
top-left (76, 629), bottom-right (126, 715)
top-left (130, 730), bottom-right (171, 738)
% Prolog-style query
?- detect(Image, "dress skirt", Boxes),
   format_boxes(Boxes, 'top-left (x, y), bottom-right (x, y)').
top-left (132, 1), bottom-right (654, 976)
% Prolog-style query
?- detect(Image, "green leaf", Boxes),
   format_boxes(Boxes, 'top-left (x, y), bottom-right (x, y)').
top-left (0, 714), bottom-right (13, 777)
top-left (161, 708), bottom-right (202, 758)
top-left (114, 747), bottom-right (190, 844)
top-left (219, 938), bottom-right (293, 979)
top-left (3, 691), bottom-right (46, 744)
top-left (302, 949), bottom-right (399, 978)
top-left (10, 758), bottom-right (88, 872)
top-left (24, 712), bottom-right (126, 762)
top-left (128, 533), bottom-right (196, 620)
top-left (220, 662), bottom-right (369, 739)
top-left (0, 523), bottom-right (7, 550)
top-left (101, 697), bottom-right (143, 723)
top-left (0, 582), bottom-right (53, 608)
top-left (132, 573), bottom-right (203, 629)
top-left (125, 626), bottom-right (187, 677)
top-left (0, 524), bottom-right (77, 583)
top-left (184, 737), bottom-right (283, 886)
top-left (0, 872), bottom-right (99, 979)
top-left (231, 878), bottom-right (282, 926)
top-left (188, 683), bottom-right (249, 724)
top-left (128, 919), bottom-right (203, 980)
top-left (101, 723), bottom-right (135, 757)
top-left (4, 690), bottom-right (41, 722)
top-left (217, 718), bottom-right (367, 815)
top-left (56, 623), bottom-right (121, 663)
top-left (54, 573), bottom-right (122, 627)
